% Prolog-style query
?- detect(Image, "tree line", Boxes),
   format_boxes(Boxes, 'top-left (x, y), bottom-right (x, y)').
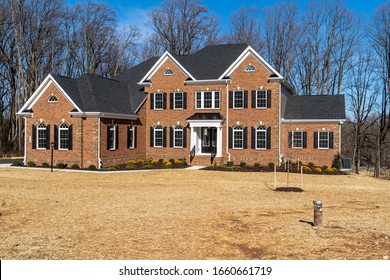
top-left (0, 0), bottom-right (389, 177)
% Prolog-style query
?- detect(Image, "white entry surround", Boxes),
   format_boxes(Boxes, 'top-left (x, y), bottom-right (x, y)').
top-left (187, 119), bottom-right (223, 157)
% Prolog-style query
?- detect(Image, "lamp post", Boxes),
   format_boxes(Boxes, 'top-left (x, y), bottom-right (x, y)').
top-left (50, 141), bottom-right (54, 172)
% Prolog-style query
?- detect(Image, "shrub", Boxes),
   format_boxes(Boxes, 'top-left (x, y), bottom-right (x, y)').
top-left (239, 161), bottom-right (246, 167)
top-left (125, 164), bottom-right (136, 170)
top-left (181, 158), bottom-right (188, 166)
top-left (11, 161), bottom-right (24, 166)
top-left (224, 165), bottom-right (240, 171)
top-left (27, 161), bottom-right (36, 167)
top-left (162, 159), bottom-right (169, 164)
top-left (169, 158), bottom-right (175, 164)
top-left (41, 162), bottom-right (50, 168)
top-left (150, 159), bottom-right (158, 165)
top-left (254, 162), bottom-right (261, 168)
top-left (226, 161), bottom-right (234, 166)
top-left (143, 164), bottom-right (153, 169)
top-left (158, 158), bottom-right (164, 163)
top-left (308, 162), bottom-right (315, 168)
top-left (162, 162), bottom-right (172, 168)
top-left (302, 166), bottom-right (312, 173)
top-left (128, 160), bottom-right (136, 165)
top-left (325, 167), bottom-right (336, 173)
top-left (88, 164), bottom-right (97, 170)
top-left (107, 166), bottom-right (119, 171)
top-left (147, 157), bottom-right (154, 163)
top-left (321, 165), bottom-right (329, 171)
top-left (313, 167), bottom-right (322, 173)
top-left (268, 162), bottom-right (275, 169)
top-left (175, 159), bottom-right (183, 165)
top-left (332, 152), bottom-right (343, 170)
top-left (71, 164), bottom-right (80, 169)
top-left (56, 163), bottom-right (67, 169)
top-left (137, 159), bottom-right (144, 165)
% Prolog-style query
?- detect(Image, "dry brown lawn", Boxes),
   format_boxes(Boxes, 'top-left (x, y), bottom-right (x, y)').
top-left (0, 167), bottom-right (389, 260)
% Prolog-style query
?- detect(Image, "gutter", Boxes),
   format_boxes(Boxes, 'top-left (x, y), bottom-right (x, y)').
top-left (225, 80), bottom-right (231, 161)
top-left (282, 118), bottom-right (346, 124)
top-left (185, 79), bottom-right (232, 86)
top-left (98, 117), bottom-right (102, 169)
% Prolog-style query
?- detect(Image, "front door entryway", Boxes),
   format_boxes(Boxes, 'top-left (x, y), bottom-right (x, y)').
top-left (201, 127), bottom-right (217, 154)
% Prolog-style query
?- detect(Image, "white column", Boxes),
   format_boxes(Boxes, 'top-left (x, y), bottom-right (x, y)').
top-left (217, 126), bottom-right (222, 157)
top-left (190, 126), bottom-right (194, 152)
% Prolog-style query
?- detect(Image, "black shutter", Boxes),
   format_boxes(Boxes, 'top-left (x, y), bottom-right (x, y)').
top-left (45, 125), bottom-right (50, 149)
top-left (127, 126), bottom-right (131, 148)
top-left (244, 91), bottom-right (248, 108)
top-left (251, 127), bottom-right (256, 149)
top-left (288, 131), bottom-right (292, 148)
top-left (243, 127), bottom-right (248, 149)
top-left (228, 126), bottom-right (233, 148)
top-left (54, 125), bottom-right (58, 150)
top-left (134, 126), bottom-right (137, 148)
top-left (163, 93), bottom-right (167, 109)
top-left (229, 91), bottom-right (233, 108)
top-left (32, 125), bottom-right (36, 149)
top-left (183, 127), bottom-right (187, 147)
top-left (150, 127), bottom-right (154, 147)
top-left (314, 132), bottom-right (318, 148)
top-left (267, 127), bottom-right (271, 149)
top-left (107, 125), bottom-right (110, 150)
top-left (150, 93), bottom-right (154, 109)
top-left (251, 90), bottom-right (256, 108)
top-left (170, 92), bottom-right (174, 109)
top-left (68, 125), bottom-right (73, 150)
top-left (303, 132), bottom-right (307, 148)
top-left (329, 132), bottom-right (334, 149)
top-left (183, 92), bottom-right (187, 109)
top-left (163, 127), bottom-right (167, 147)
top-left (267, 90), bottom-right (271, 108)
top-left (170, 126), bottom-right (174, 147)
top-left (115, 126), bottom-right (119, 149)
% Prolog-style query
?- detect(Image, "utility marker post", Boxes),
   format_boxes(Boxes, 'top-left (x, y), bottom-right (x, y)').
top-left (313, 200), bottom-right (323, 226)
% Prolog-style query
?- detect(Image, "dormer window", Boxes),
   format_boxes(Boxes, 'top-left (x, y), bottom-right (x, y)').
top-left (164, 69), bottom-right (173, 75)
top-left (245, 65), bottom-right (255, 72)
top-left (48, 95), bottom-right (57, 102)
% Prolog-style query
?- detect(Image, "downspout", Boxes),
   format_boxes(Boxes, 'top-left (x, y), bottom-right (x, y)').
top-left (339, 121), bottom-right (342, 154)
top-left (24, 117), bottom-right (27, 164)
top-left (98, 117), bottom-right (101, 169)
top-left (278, 83), bottom-right (282, 166)
top-left (226, 80), bottom-right (231, 161)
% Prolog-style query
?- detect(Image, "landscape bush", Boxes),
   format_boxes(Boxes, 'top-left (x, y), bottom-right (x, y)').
top-left (226, 161), bottom-right (234, 166)
top-left (27, 161), bottom-right (36, 167)
top-left (143, 164), bottom-right (153, 169)
top-left (239, 161), bottom-right (246, 167)
top-left (71, 164), bottom-right (80, 169)
top-left (88, 164), bottom-right (97, 170)
top-left (125, 164), bottom-right (135, 170)
top-left (150, 159), bottom-right (158, 165)
top-left (268, 162), bottom-right (275, 168)
top-left (175, 159), bottom-right (183, 165)
top-left (162, 162), bottom-right (172, 168)
top-left (254, 162), bottom-right (261, 168)
top-left (332, 152), bottom-right (343, 170)
top-left (325, 167), bottom-right (337, 173)
top-left (11, 161), bottom-right (24, 166)
top-left (41, 162), bottom-right (49, 167)
top-left (137, 159), bottom-right (144, 165)
top-left (107, 166), bottom-right (119, 171)
top-left (313, 167), bottom-right (322, 173)
top-left (128, 160), bottom-right (136, 165)
top-left (302, 166), bottom-right (312, 173)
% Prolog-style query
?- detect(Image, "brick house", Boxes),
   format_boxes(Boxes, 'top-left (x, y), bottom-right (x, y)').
top-left (17, 43), bottom-right (346, 168)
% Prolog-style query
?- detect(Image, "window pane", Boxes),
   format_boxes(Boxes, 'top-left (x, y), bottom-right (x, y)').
top-left (128, 127), bottom-right (134, 148)
top-left (256, 129), bottom-right (266, 149)
top-left (109, 127), bottom-right (115, 149)
top-left (234, 91), bottom-right (243, 108)
top-left (196, 92), bottom-right (202, 108)
top-left (214, 91), bottom-right (220, 108)
top-left (59, 128), bottom-right (69, 149)
top-left (174, 92), bottom-right (183, 109)
top-left (204, 91), bottom-right (212, 108)
top-left (319, 131), bottom-right (329, 148)
top-left (233, 129), bottom-right (243, 149)
top-left (37, 127), bottom-right (46, 149)
top-left (155, 93), bottom-right (163, 109)
top-left (292, 131), bottom-right (302, 148)
top-left (257, 90), bottom-right (267, 108)
top-left (174, 129), bottom-right (183, 147)
top-left (154, 129), bottom-right (163, 147)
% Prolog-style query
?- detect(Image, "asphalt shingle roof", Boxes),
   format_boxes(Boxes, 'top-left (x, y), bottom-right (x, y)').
top-left (283, 95), bottom-right (346, 120)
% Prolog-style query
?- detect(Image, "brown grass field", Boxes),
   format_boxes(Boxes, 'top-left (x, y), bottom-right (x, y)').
top-left (0, 167), bottom-right (389, 260)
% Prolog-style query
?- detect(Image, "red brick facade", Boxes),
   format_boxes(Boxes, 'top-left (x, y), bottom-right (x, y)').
top-left (20, 46), bottom-right (344, 168)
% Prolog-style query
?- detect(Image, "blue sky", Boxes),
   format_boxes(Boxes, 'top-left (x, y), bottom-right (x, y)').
top-left (67, 0), bottom-right (389, 37)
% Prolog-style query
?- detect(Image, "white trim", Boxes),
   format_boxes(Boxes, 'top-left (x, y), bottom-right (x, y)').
top-left (318, 131), bottom-right (330, 150)
top-left (154, 92), bottom-right (164, 110)
top-left (255, 126), bottom-right (267, 150)
top-left (24, 117), bottom-right (27, 164)
top-left (187, 119), bottom-right (224, 128)
top-left (219, 46), bottom-right (283, 80)
top-left (138, 52), bottom-right (195, 84)
top-left (98, 117), bottom-right (101, 169)
top-left (173, 125), bottom-right (184, 148)
top-left (36, 123), bottom-right (47, 150)
top-left (58, 123), bottom-right (69, 150)
top-left (232, 125), bottom-right (244, 149)
top-left (292, 131), bottom-right (303, 149)
top-left (195, 91), bottom-right (220, 109)
top-left (153, 125), bottom-right (164, 148)
top-left (128, 125), bottom-right (135, 149)
top-left (233, 90), bottom-right (244, 109)
top-left (256, 89), bottom-right (267, 109)
top-left (70, 112), bottom-right (138, 120)
top-left (282, 118), bottom-right (346, 124)
top-left (18, 74), bottom-right (82, 114)
top-left (134, 96), bottom-right (147, 114)
top-left (173, 92), bottom-right (184, 110)
top-left (108, 124), bottom-right (116, 151)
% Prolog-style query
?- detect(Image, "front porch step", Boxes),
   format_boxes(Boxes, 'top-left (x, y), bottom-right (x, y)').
top-left (190, 156), bottom-right (224, 166)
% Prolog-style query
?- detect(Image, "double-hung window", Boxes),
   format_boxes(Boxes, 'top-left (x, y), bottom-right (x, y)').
top-left (292, 131), bottom-right (303, 148)
top-left (233, 125), bottom-right (244, 149)
top-left (37, 123), bottom-right (47, 149)
top-left (256, 125), bottom-right (267, 149)
top-left (174, 92), bottom-right (183, 109)
top-left (233, 90), bottom-right (244, 108)
top-left (318, 131), bottom-right (329, 149)
top-left (174, 125), bottom-right (183, 148)
top-left (108, 124), bottom-right (116, 150)
top-left (154, 125), bottom-right (163, 147)
top-left (195, 91), bottom-right (220, 109)
top-left (256, 90), bottom-right (267, 108)
top-left (154, 92), bottom-right (164, 110)
top-left (59, 123), bottom-right (69, 150)
top-left (128, 125), bottom-right (135, 149)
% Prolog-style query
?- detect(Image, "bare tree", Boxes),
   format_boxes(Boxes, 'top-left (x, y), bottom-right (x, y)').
top-left (347, 52), bottom-right (378, 174)
top-left (148, 0), bottom-right (219, 55)
top-left (370, 2), bottom-right (390, 177)
top-left (227, 6), bottom-right (264, 53)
